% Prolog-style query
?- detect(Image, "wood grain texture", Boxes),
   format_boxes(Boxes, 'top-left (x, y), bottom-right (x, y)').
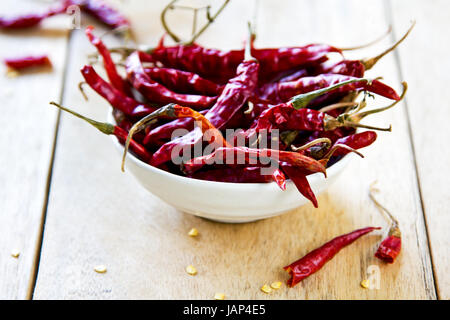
top-left (32, 0), bottom-right (438, 299)
top-left (388, 0), bottom-right (450, 299)
top-left (0, 1), bottom-right (69, 299)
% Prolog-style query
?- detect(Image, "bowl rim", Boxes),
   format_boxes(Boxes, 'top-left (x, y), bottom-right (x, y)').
top-left (107, 111), bottom-right (353, 188)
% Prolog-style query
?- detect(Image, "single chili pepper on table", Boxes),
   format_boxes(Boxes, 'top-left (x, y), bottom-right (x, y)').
top-left (50, 102), bottom-right (152, 162)
top-left (81, 65), bottom-right (156, 117)
top-left (284, 227), bottom-right (380, 287)
top-left (4, 55), bottom-right (52, 70)
top-left (65, 0), bottom-right (131, 30)
top-left (126, 51), bottom-right (218, 109)
top-left (0, 3), bottom-right (68, 29)
top-left (370, 183), bottom-right (402, 263)
top-left (85, 26), bottom-right (130, 95)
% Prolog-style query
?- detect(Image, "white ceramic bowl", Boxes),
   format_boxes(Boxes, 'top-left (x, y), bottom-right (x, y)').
top-left (108, 114), bottom-right (353, 223)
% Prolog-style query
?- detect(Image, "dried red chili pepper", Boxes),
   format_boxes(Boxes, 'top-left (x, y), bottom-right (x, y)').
top-left (65, 0), bottom-right (130, 29)
top-left (126, 51), bottom-right (217, 109)
top-left (284, 226), bottom-right (380, 287)
top-left (4, 55), bottom-right (52, 70)
top-left (81, 65), bottom-right (156, 117)
top-left (0, 3), bottom-right (67, 29)
top-left (370, 183), bottom-right (402, 264)
top-left (143, 67), bottom-right (223, 96)
top-left (258, 74), bottom-right (400, 104)
top-left (85, 26), bottom-right (130, 95)
top-left (188, 167), bottom-right (273, 183)
top-left (148, 43), bottom-right (338, 83)
top-left (182, 147), bottom-right (327, 178)
top-left (150, 38), bottom-right (260, 166)
top-left (255, 81), bottom-right (407, 133)
top-left (50, 102), bottom-right (151, 162)
top-left (331, 131), bottom-right (377, 157)
top-left (280, 163), bottom-right (318, 208)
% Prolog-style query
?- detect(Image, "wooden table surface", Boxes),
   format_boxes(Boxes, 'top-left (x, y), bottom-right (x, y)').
top-left (0, 0), bottom-right (448, 300)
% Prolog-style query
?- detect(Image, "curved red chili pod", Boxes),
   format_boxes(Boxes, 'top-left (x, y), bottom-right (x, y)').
top-left (126, 51), bottom-right (217, 109)
top-left (284, 226), bottom-right (381, 287)
top-left (280, 163), bottom-right (318, 208)
top-left (331, 131), bottom-right (377, 157)
top-left (143, 67), bottom-right (223, 96)
top-left (81, 65), bottom-right (156, 117)
top-left (85, 26), bottom-right (130, 95)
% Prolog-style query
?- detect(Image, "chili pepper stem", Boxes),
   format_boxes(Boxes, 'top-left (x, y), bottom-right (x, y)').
top-left (122, 104), bottom-right (177, 171)
top-left (291, 138), bottom-right (331, 152)
top-left (324, 82), bottom-right (407, 131)
top-left (318, 102), bottom-right (358, 113)
top-left (362, 21), bottom-right (415, 70)
top-left (319, 144), bottom-right (364, 166)
top-left (78, 82), bottom-right (89, 101)
top-left (369, 182), bottom-right (400, 226)
top-left (50, 102), bottom-right (114, 135)
top-left (340, 25), bottom-right (392, 51)
top-left (346, 82), bottom-right (407, 123)
top-left (290, 78), bottom-right (371, 109)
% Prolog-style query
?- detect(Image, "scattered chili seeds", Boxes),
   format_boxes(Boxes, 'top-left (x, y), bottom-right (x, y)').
top-left (260, 284), bottom-right (272, 294)
top-left (94, 265), bottom-right (107, 273)
top-left (270, 281), bottom-right (282, 290)
top-left (186, 265), bottom-right (197, 275)
top-left (360, 279), bottom-right (370, 289)
top-left (188, 228), bottom-right (199, 237)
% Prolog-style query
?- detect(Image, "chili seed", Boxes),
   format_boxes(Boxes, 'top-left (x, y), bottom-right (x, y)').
top-left (186, 265), bottom-right (197, 275)
top-left (94, 265), bottom-right (107, 273)
top-left (260, 284), bottom-right (272, 294)
top-left (360, 279), bottom-right (370, 289)
top-left (11, 250), bottom-right (20, 258)
top-left (214, 293), bottom-right (225, 300)
top-left (188, 228), bottom-right (199, 237)
top-left (270, 281), bottom-right (282, 289)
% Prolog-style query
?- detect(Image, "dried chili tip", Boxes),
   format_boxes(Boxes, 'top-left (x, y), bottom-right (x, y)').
top-left (374, 226), bottom-right (401, 264)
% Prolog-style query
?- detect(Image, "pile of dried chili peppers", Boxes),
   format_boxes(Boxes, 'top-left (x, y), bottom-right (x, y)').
top-left (49, 16), bottom-right (413, 209)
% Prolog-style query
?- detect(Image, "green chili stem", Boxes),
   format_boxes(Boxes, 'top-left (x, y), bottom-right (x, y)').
top-left (290, 78), bottom-right (371, 109)
top-left (291, 138), bottom-right (331, 152)
top-left (363, 21), bottom-right (415, 70)
top-left (50, 102), bottom-right (115, 135)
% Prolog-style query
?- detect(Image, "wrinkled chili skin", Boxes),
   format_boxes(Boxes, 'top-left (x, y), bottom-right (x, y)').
top-left (144, 67), bottom-right (223, 96)
top-left (255, 104), bottom-right (326, 132)
top-left (113, 125), bottom-right (151, 163)
top-left (258, 74), bottom-right (400, 104)
top-left (4, 55), bottom-right (52, 70)
top-left (375, 234), bottom-right (401, 264)
top-left (284, 227), bottom-right (380, 287)
top-left (183, 147), bottom-right (327, 177)
top-left (150, 59), bottom-right (259, 166)
top-left (65, 0), bottom-right (130, 29)
top-left (188, 167), bottom-right (273, 183)
top-left (126, 51), bottom-right (217, 109)
top-left (149, 43), bottom-right (339, 83)
top-left (81, 65), bottom-right (156, 117)
top-left (85, 26), bottom-right (130, 95)
top-left (332, 131), bottom-right (377, 157)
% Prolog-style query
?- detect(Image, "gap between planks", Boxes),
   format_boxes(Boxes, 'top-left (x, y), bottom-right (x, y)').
top-left (28, 30), bottom-right (75, 300)
top-left (383, 0), bottom-right (437, 299)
